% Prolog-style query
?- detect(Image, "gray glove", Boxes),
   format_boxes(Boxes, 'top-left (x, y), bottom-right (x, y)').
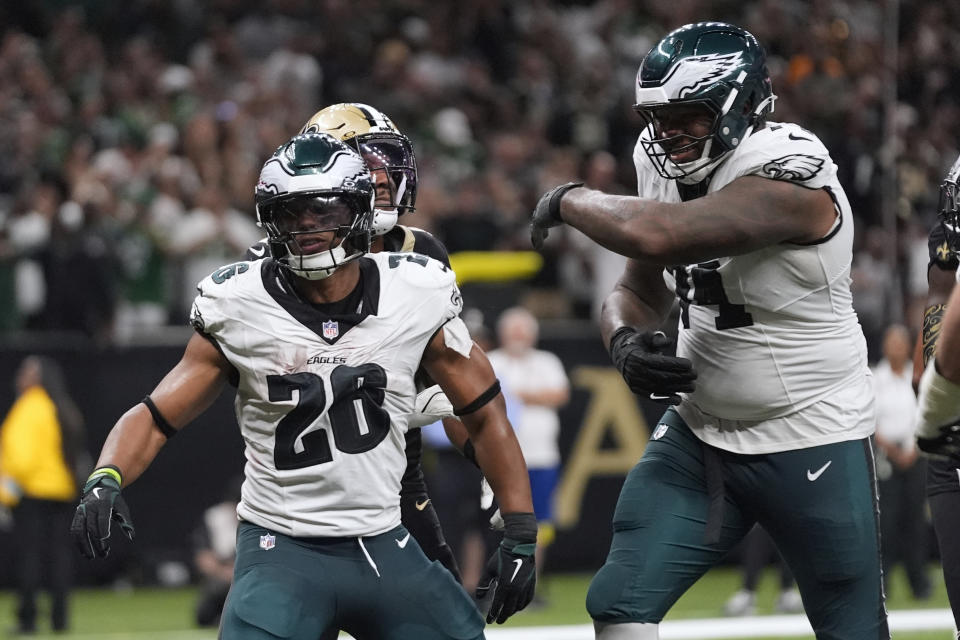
top-left (530, 182), bottom-right (583, 249)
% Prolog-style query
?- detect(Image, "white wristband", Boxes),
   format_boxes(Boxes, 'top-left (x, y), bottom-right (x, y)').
top-left (915, 359), bottom-right (960, 440)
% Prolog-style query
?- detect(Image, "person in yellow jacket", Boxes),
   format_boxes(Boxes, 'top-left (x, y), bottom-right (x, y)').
top-left (0, 355), bottom-right (87, 634)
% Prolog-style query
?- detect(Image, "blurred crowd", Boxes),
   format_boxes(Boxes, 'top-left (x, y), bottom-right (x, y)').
top-left (0, 0), bottom-right (958, 357)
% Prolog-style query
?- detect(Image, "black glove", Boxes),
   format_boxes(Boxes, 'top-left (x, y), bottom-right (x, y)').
top-left (917, 422), bottom-right (960, 460)
top-left (70, 466), bottom-right (135, 559)
top-left (610, 327), bottom-right (697, 404)
top-left (530, 182), bottom-right (583, 249)
top-left (475, 512), bottom-right (537, 624)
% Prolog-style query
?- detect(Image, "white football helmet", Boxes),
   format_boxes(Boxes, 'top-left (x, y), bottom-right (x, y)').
top-left (255, 133), bottom-right (375, 280)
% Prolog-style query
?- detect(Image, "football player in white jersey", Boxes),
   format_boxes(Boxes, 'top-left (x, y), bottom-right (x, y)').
top-left (914, 152), bottom-right (960, 633)
top-left (249, 104), bottom-right (466, 590)
top-left (531, 22), bottom-right (887, 639)
top-left (71, 132), bottom-right (538, 639)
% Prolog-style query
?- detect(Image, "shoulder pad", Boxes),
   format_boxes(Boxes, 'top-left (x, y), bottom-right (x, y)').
top-left (408, 227), bottom-right (451, 266)
top-left (196, 261), bottom-right (258, 294)
top-left (372, 251), bottom-right (456, 289)
top-left (928, 223), bottom-right (959, 270)
top-left (730, 122), bottom-right (834, 188)
top-left (191, 260), bottom-right (260, 335)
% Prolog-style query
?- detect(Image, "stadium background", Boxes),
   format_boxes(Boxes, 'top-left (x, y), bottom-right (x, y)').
top-left (0, 0), bottom-right (958, 636)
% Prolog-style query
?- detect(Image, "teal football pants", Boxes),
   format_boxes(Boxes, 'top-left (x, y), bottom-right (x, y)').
top-left (219, 522), bottom-right (485, 640)
top-left (587, 408), bottom-right (888, 639)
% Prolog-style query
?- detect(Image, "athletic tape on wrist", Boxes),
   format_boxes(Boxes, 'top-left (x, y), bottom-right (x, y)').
top-left (502, 512), bottom-right (538, 545)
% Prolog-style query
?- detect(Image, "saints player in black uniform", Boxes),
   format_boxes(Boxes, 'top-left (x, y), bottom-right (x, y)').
top-left (913, 154), bottom-right (960, 633)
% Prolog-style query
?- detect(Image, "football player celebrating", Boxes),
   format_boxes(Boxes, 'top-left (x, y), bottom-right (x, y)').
top-left (252, 105), bottom-right (515, 631)
top-left (286, 103), bottom-right (463, 586)
top-left (532, 22), bottom-right (887, 639)
top-left (914, 152), bottom-right (960, 633)
top-left (71, 133), bottom-right (537, 639)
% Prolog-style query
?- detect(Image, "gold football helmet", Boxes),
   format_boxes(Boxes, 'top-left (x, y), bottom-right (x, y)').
top-left (301, 104), bottom-right (417, 234)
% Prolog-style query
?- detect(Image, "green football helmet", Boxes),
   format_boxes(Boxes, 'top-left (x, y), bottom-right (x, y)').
top-left (634, 22), bottom-right (776, 183)
top-left (255, 133), bottom-right (375, 280)
top-left (939, 152), bottom-right (960, 257)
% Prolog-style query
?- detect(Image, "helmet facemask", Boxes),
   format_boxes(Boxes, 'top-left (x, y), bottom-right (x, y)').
top-left (258, 194), bottom-right (373, 280)
top-left (358, 136), bottom-right (417, 236)
top-left (635, 100), bottom-right (725, 183)
top-left (939, 155), bottom-right (960, 257)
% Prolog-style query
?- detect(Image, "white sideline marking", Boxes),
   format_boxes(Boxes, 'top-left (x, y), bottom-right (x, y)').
top-left (23, 610), bottom-right (956, 639)
top-left (483, 609), bottom-right (957, 639)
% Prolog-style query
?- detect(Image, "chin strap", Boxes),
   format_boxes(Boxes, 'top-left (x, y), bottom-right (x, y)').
top-left (371, 209), bottom-right (399, 236)
top-left (285, 245), bottom-right (348, 280)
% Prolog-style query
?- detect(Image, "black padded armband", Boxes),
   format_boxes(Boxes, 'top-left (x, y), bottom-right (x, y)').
top-left (142, 396), bottom-right (177, 439)
top-left (454, 380), bottom-right (501, 417)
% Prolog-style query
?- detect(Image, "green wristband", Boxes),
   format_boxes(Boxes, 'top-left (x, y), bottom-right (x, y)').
top-left (88, 466), bottom-right (123, 487)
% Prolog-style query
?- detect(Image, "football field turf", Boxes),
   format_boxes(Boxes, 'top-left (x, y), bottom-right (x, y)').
top-left (0, 565), bottom-right (954, 639)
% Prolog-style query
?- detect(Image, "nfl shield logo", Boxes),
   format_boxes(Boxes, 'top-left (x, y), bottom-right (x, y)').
top-left (259, 534), bottom-right (276, 551)
top-left (322, 320), bottom-right (339, 340)
top-left (651, 423), bottom-right (669, 441)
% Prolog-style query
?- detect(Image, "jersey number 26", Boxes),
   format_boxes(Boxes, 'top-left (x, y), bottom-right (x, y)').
top-left (268, 364), bottom-right (390, 470)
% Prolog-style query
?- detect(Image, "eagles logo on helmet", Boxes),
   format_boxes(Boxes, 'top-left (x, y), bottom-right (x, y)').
top-left (254, 132), bottom-right (375, 281)
top-left (300, 103), bottom-right (418, 236)
top-left (634, 22), bottom-right (776, 184)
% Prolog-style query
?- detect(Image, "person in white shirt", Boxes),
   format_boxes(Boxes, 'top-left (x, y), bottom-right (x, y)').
top-left (487, 307), bottom-right (569, 597)
top-left (872, 325), bottom-right (931, 599)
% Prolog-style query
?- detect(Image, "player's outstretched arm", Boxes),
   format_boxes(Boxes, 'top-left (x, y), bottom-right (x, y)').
top-left (422, 330), bottom-right (536, 623)
top-left (535, 176), bottom-right (836, 265)
top-left (71, 333), bottom-right (231, 559)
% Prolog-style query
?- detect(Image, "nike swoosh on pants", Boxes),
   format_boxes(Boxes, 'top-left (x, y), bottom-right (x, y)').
top-left (806, 460), bottom-right (832, 481)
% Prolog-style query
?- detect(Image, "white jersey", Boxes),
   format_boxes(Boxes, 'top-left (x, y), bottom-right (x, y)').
top-left (634, 122), bottom-right (874, 453)
top-left (190, 252), bottom-right (463, 537)
top-left (487, 348), bottom-right (569, 468)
